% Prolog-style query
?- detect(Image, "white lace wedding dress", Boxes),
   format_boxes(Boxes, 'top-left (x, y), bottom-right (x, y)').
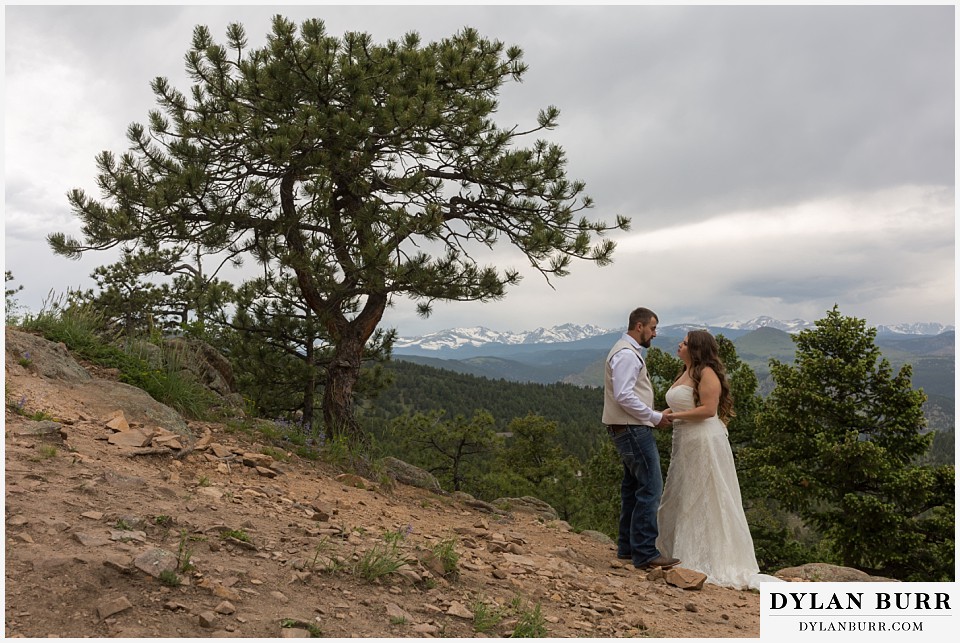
top-left (656, 385), bottom-right (782, 590)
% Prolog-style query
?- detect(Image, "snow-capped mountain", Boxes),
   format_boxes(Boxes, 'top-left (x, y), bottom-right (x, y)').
top-left (519, 323), bottom-right (612, 344)
top-left (393, 323), bottom-right (611, 351)
top-left (714, 316), bottom-right (815, 333)
top-left (875, 322), bottom-right (955, 336)
top-left (713, 317), bottom-right (955, 336)
top-left (394, 318), bottom-right (953, 352)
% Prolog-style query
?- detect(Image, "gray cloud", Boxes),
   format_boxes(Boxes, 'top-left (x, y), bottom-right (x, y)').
top-left (3, 5), bottom-right (953, 333)
top-left (733, 274), bottom-right (868, 304)
top-left (579, 6), bottom-right (955, 223)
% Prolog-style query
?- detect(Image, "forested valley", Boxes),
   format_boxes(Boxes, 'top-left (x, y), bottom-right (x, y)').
top-left (359, 359), bottom-right (604, 462)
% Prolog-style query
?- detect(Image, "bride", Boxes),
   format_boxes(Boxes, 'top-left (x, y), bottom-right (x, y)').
top-left (656, 330), bottom-right (781, 590)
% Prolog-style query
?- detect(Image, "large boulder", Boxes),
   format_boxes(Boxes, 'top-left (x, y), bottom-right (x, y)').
top-left (6, 328), bottom-right (190, 435)
top-left (163, 337), bottom-right (245, 415)
top-left (123, 336), bottom-right (244, 415)
top-left (492, 496), bottom-right (559, 521)
top-left (162, 338), bottom-right (237, 398)
top-left (775, 563), bottom-right (898, 582)
top-left (82, 380), bottom-right (190, 434)
top-left (580, 530), bottom-right (615, 546)
top-left (451, 491), bottom-right (502, 514)
top-left (5, 328), bottom-right (92, 382)
top-left (381, 456), bottom-right (442, 492)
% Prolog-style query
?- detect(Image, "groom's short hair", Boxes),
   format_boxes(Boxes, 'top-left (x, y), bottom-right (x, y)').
top-left (629, 307), bottom-right (658, 329)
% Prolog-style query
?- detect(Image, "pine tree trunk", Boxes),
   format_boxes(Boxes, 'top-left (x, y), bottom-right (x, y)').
top-left (322, 332), bottom-right (363, 442)
top-left (319, 294), bottom-right (387, 445)
top-left (281, 168), bottom-right (388, 444)
top-left (302, 338), bottom-right (317, 435)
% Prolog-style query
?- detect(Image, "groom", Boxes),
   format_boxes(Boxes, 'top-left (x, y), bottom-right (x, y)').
top-left (602, 307), bottom-right (679, 570)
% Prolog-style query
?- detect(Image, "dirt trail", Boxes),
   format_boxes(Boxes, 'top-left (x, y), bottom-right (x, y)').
top-left (4, 329), bottom-right (761, 638)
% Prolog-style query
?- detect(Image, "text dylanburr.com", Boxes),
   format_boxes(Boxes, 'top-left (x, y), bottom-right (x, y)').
top-left (761, 582), bottom-right (956, 639)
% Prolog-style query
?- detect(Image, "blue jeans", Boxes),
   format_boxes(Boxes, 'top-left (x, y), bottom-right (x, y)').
top-left (611, 425), bottom-right (663, 566)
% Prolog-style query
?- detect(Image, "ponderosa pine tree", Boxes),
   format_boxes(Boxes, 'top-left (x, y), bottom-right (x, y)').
top-left (49, 16), bottom-right (627, 441)
top-left (75, 248), bottom-right (235, 337)
top-left (387, 410), bottom-right (502, 492)
top-left (715, 334), bottom-right (763, 453)
top-left (741, 306), bottom-right (954, 580)
top-left (499, 414), bottom-right (565, 486)
top-left (576, 438), bottom-right (621, 537)
top-left (5, 271), bottom-right (24, 324)
top-left (224, 272), bottom-right (393, 433)
top-left (224, 274), bottom-right (330, 430)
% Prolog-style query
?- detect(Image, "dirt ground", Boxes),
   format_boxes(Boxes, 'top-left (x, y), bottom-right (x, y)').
top-left (4, 330), bottom-right (764, 638)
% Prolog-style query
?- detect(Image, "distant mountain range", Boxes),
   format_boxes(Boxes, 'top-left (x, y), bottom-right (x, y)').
top-left (395, 317), bottom-right (954, 353)
top-left (875, 322), bottom-right (956, 336)
top-left (390, 319), bottom-right (954, 432)
top-left (393, 322), bottom-right (611, 351)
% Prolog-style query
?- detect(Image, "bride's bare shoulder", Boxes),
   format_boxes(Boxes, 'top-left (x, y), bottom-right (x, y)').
top-left (699, 366), bottom-right (721, 382)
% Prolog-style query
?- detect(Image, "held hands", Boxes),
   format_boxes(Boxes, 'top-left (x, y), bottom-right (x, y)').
top-left (657, 409), bottom-right (674, 428)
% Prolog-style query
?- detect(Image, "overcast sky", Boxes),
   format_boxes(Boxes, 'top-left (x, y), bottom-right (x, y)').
top-left (4, 3), bottom-right (955, 337)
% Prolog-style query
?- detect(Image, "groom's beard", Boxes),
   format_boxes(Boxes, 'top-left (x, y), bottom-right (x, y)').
top-left (640, 339), bottom-right (652, 348)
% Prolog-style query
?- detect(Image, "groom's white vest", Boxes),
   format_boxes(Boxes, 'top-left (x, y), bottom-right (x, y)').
top-left (602, 337), bottom-right (656, 426)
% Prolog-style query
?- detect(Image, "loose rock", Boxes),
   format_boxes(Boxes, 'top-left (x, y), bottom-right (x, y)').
top-left (97, 596), bottom-right (133, 621)
top-left (215, 601), bottom-right (236, 615)
top-left (664, 567), bottom-right (707, 591)
top-left (132, 548), bottom-right (178, 578)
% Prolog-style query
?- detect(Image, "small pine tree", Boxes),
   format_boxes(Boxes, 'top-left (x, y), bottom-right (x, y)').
top-left (5, 271), bottom-right (24, 324)
top-left (715, 334), bottom-right (763, 454)
top-left (575, 438), bottom-right (621, 537)
top-left (387, 410), bottom-right (502, 492)
top-left (742, 306), bottom-right (954, 580)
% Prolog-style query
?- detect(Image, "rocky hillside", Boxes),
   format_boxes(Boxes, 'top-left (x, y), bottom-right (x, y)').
top-left (4, 327), bottom-right (862, 639)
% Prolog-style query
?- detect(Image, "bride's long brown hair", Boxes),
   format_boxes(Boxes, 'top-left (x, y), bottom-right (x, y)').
top-left (685, 330), bottom-right (734, 421)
